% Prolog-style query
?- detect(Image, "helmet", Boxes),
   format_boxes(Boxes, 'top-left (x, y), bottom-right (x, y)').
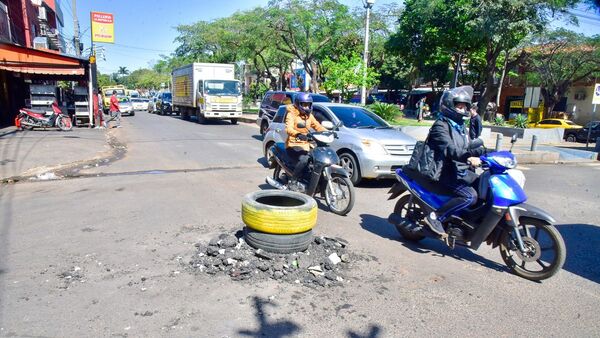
top-left (294, 92), bottom-right (313, 115)
top-left (439, 86), bottom-right (473, 122)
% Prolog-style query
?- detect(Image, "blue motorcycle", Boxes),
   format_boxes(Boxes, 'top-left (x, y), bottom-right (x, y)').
top-left (387, 136), bottom-right (566, 281)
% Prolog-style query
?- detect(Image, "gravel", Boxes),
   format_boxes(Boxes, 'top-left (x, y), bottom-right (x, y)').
top-left (185, 232), bottom-right (359, 288)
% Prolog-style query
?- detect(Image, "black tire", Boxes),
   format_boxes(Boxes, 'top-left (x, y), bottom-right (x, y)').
top-left (499, 219), bottom-right (566, 281)
top-left (392, 195), bottom-right (426, 241)
top-left (244, 227), bottom-right (313, 254)
top-left (324, 175), bottom-right (355, 216)
top-left (339, 152), bottom-right (361, 185)
top-left (565, 133), bottom-right (577, 142)
top-left (231, 119), bottom-right (238, 125)
top-left (197, 110), bottom-right (206, 124)
top-left (130, 111), bottom-right (135, 116)
top-left (264, 141), bottom-right (276, 168)
top-left (260, 121), bottom-right (269, 136)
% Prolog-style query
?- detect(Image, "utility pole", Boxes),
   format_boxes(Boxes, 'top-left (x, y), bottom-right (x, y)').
top-left (360, 0), bottom-right (375, 105)
top-left (72, 0), bottom-right (80, 56)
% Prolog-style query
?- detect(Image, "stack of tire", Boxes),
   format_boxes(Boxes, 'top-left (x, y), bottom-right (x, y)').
top-left (241, 190), bottom-right (317, 254)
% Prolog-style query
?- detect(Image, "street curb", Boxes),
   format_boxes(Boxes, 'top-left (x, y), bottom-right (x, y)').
top-left (238, 114), bottom-right (258, 124)
top-left (0, 126), bottom-right (18, 138)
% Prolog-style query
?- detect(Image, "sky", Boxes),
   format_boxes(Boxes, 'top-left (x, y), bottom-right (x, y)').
top-left (56, 0), bottom-right (600, 75)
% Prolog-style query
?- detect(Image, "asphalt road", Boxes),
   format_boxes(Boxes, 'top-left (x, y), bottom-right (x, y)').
top-left (1, 112), bottom-right (600, 337)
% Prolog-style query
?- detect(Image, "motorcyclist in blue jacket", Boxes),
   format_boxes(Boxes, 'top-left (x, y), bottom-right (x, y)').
top-left (425, 86), bottom-right (486, 236)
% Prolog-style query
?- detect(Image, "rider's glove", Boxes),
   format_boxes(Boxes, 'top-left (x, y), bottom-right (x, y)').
top-left (296, 134), bottom-right (308, 141)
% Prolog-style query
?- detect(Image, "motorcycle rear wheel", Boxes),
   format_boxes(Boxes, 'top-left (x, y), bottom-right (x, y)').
top-left (57, 116), bottom-right (72, 131)
top-left (324, 175), bottom-right (354, 216)
top-left (499, 219), bottom-right (566, 281)
top-left (393, 195), bottom-right (426, 242)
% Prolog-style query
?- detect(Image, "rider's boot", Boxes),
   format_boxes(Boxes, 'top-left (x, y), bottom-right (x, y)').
top-left (425, 212), bottom-right (447, 238)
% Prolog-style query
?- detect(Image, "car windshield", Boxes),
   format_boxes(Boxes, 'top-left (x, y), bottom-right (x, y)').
top-left (204, 80), bottom-right (240, 96)
top-left (118, 97), bottom-right (130, 103)
top-left (163, 93), bottom-right (172, 101)
top-left (328, 106), bottom-right (388, 129)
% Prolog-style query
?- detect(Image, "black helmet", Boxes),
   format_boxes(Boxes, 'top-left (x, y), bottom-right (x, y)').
top-left (294, 92), bottom-right (313, 115)
top-left (439, 86), bottom-right (473, 121)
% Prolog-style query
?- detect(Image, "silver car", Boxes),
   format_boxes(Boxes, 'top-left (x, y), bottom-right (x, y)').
top-left (117, 96), bottom-right (134, 116)
top-left (262, 103), bottom-right (416, 184)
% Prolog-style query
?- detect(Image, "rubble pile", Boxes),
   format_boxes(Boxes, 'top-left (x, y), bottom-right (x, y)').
top-left (186, 232), bottom-right (355, 288)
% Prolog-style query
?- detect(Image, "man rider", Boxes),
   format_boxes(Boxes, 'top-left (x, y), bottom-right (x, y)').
top-left (425, 86), bottom-right (486, 236)
top-left (284, 93), bottom-right (327, 189)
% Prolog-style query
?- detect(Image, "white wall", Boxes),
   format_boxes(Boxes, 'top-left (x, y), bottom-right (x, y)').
top-left (565, 85), bottom-right (599, 124)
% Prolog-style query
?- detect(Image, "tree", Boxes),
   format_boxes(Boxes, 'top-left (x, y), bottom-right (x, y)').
top-left (388, 0), bottom-right (577, 118)
top-left (266, 0), bottom-right (360, 92)
top-left (321, 54), bottom-right (379, 101)
top-left (117, 66), bottom-right (129, 77)
top-left (97, 73), bottom-right (115, 87)
top-left (526, 29), bottom-right (600, 117)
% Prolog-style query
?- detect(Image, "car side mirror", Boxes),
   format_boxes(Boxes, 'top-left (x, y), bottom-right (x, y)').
top-left (336, 121), bottom-right (344, 128)
top-left (297, 122), bottom-right (306, 129)
top-left (321, 121), bottom-right (334, 130)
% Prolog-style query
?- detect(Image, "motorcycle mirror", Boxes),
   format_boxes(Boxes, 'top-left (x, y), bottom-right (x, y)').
top-left (297, 122), bottom-right (306, 129)
top-left (321, 121), bottom-right (334, 130)
top-left (511, 134), bottom-right (518, 144)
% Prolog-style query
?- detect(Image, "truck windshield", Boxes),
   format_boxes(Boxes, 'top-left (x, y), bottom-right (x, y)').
top-left (204, 80), bottom-right (240, 96)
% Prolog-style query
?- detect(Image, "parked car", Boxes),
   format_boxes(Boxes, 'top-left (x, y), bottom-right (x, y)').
top-left (256, 91), bottom-right (330, 135)
top-left (564, 120), bottom-right (600, 143)
top-left (262, 102), bottom-right (416, 184)
top-left (131, 98), bottom-right (149, 112)
top-left (117, 96), bottom-right (134, 116)
top-left (155, 92), bottom-right (176, 115)
top-left (530, 118), bottom-right (582, 130)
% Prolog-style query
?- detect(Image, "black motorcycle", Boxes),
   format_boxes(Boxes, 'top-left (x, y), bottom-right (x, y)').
top-left (266, 121), bottom-right (355, 216)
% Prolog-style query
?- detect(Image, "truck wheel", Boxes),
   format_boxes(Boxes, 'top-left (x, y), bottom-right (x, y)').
top-left (182, 110), bottom-right (190, 121)
top-left (231, 118), bottom-right (238, 125)
top-left (196, 110), bottom-right (206, 124)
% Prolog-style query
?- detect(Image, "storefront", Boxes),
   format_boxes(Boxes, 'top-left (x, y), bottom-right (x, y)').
top-left (0, 42), bottom-right (89, 128)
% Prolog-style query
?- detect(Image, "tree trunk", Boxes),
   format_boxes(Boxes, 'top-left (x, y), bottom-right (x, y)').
top-left (310, 61), bottom-right (319, 93)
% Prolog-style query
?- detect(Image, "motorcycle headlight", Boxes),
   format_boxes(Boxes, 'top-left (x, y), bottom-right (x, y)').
top-left (493, 155), bottom-right (517, 169)
top-left (361, 139), bottom-right (388, 155)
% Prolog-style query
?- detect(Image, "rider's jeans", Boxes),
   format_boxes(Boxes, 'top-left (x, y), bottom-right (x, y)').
top-left (286, 146), bottom-right (309, 181)
top-left (436, 182), bottom-right (477, 221)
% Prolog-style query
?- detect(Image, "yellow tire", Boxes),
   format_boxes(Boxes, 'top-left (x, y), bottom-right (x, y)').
top-left (242, 190), bottom-right (317, 234)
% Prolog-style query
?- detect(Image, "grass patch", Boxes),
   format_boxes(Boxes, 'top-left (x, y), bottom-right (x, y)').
top-left (243, 108), bottom-right (259, 114)
top-left (391, 117), bottom-right (435, 127)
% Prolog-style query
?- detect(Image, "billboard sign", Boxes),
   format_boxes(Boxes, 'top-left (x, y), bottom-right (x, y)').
top-left (91, 12), bottom-right (114, 43)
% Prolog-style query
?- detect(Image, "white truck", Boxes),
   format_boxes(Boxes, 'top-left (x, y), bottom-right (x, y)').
top-left (171, 63), bottom-right (242, 124)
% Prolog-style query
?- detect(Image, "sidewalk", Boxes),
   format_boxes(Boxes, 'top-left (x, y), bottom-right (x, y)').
top-left (0, 126), bottom-right (113, 181)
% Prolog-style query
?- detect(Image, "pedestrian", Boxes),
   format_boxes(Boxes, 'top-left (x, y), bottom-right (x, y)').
top-left (469, 104), bottom-right (482, 140)
top-left (107, 90), bottom-right (121, 128)
top-left (92, 89), bottom-right (104, 129)
top-left (416, 97), bottom-right (426, 122)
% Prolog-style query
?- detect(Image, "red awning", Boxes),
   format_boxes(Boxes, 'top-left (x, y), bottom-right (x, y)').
top-left (0, 42), bottom-right (86, 76)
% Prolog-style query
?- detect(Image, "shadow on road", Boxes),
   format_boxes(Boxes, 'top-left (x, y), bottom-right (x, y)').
top-left (238, 296), bottom-right (301, 337)
top-left (347, 325), bottom-right (382, 338)
top-left (257, 157), bottom-right (269, 168)
top-left (252, 135), bottom-right (263, 141)
top-left (355, 179), bottom-right (395, 189)
top-left (359, 214), bottom-right (506, 273)
top-left (557, 223), bottom-right (600, 284)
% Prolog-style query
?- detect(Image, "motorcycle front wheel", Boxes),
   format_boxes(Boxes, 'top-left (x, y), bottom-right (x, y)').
top-left (499, 219), bottom-right (566, 281)
top-left (324, 175), bottom-right (355, 216)
top-left (57, 115), bottom-right (73, 131)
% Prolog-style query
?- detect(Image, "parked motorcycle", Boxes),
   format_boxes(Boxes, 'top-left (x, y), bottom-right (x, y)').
top-left (15, 101), bottom-right (72, 131)
top-left (265, 121), bottom-right (355, 216)
top-left (387, 135), bottom-right (566, 281)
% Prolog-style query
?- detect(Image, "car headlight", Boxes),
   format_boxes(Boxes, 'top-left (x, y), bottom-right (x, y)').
top-left (361, 139), bottom-right (388, 155)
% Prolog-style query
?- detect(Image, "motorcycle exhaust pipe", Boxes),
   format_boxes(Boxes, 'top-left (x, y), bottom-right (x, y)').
top-left (265, 177), bottom-right (286, 190)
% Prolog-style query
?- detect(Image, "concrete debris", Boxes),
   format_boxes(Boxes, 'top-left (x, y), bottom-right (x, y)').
top-left (185, 232), bottom-right (357, 288)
